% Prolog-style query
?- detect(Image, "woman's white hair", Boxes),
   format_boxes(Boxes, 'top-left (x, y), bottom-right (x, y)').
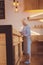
top-left (22, 18), bottom-right (28, 24)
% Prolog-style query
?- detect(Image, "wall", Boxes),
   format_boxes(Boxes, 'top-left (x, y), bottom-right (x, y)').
top-left (0, 0), bottom-right (43, 35)
top-left (0, 0), bottom-right (24, 29)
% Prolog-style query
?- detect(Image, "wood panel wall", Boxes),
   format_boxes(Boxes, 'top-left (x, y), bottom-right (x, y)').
top-left (24, 0), bottom-right (43, 10)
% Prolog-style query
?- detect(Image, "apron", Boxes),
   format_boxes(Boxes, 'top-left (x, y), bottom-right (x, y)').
top-left (23, 36), bottom-right (31, 55)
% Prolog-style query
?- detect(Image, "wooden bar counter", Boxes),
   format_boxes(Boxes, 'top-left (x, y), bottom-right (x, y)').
top-left (12, 29), bottom-right (23, 65)
top-left (31, 35), bottom-right (43, 65)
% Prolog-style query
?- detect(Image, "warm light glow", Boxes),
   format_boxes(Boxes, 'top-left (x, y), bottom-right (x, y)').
top-left (13, 1), bottom-right (19, 6)
top-left (31, 30), bottom-right (40, 35)
top-left (39, 19), bottom-right (43, 22)
top-left (13, 1), bottom-right (19, 12)
top-left (15, 7), bottom-right (18, 12)
top-left (13, 2), bottom-right (16, 6)
top-left (17, 1), bottom-right (19, 6)
top-left (29, 12), bottom-right (43, 18)
top-left (24, 9), bottom-right (43, 13)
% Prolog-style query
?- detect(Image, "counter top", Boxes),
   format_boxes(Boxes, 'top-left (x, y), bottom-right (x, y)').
top-left (13, 29), bottom-right (22, 37)
top-left (31, 35), bottom-right (43, 42)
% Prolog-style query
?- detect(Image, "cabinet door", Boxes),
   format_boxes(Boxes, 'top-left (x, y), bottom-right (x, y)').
top-left (39, 0), bottom-right (43, 9)
top-left (24, 0), bottom-right (38, 10)
top-left (24, 0), bottom-right (43, 10)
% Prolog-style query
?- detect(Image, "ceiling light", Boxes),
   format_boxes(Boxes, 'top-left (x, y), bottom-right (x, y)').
top-left (13, 0), bottom-right (19, 12)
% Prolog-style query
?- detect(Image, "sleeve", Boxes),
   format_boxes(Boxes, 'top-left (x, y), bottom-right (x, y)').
top-left (23, 26), bottom-right (31, 36)
top-left (20, 26), bottom-right (24, 35)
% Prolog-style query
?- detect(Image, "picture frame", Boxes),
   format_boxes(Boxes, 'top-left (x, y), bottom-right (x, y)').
top-left (0, 0), bottom-right (5, 19)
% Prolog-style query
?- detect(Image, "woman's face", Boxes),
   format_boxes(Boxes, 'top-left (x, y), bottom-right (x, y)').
top-left (22, 21), bottom-right (26, 26)
top-left (22, 21), bottom-right (27, 26)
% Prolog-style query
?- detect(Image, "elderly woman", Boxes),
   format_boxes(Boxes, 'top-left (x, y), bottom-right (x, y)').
top-left (21, 18), bottom-right (31, 64)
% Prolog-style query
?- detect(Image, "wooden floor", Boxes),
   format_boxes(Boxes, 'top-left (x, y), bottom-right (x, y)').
top-left (20, 54), bottom-right (30, 65)
top-left (31, 54), bottom-right (43, 65)
top-left (20, 54), bottom-right (43, 65)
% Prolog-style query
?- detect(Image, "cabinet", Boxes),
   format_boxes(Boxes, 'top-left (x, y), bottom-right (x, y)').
top-left (31, 35), bottom-right (43, 65)
top-left (38, 0), bottom-right (43, 9)
top-left (24, 0), bottom-right (43, 10)
top-left (0, 0), bottom-right (5, 19)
